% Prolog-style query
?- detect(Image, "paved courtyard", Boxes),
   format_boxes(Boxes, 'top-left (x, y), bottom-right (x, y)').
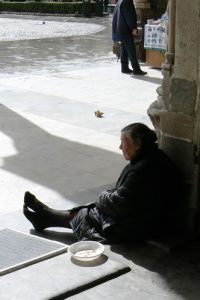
top-left (0, 13), bottom-right (158, 216)
top-left (0, 13), bottom-right (200, 300)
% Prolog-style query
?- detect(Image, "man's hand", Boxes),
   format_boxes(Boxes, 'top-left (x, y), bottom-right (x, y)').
top-left (132, 29), bottom-right (138, 36)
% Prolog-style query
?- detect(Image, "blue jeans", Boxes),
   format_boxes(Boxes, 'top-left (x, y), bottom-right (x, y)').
top-left (120, 36), bottom-right (140, 71)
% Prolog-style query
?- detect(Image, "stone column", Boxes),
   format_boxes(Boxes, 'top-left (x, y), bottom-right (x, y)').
top-left (166, 0), bottom-right (176, 65)
top-left (148, 0), bottom-right (176, 130)
top-left (161, 0), bottom-right (176, 110)
top-left (148, 0), bottom-right (200, 234)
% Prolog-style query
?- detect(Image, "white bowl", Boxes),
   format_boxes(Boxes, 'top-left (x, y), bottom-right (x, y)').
top-left (68, 241), bottom-right (105, 262)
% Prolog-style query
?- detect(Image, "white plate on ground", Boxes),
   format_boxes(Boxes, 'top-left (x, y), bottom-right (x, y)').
top-left (68, 241), bottom-right (105, 262)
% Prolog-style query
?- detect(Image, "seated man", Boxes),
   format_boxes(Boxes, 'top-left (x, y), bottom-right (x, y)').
top-left (23, 123), bottom-right (177, 244)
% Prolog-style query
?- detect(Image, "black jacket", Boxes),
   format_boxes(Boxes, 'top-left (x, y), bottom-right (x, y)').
top-left (71, 145), bottom-right (177, 243)
top-left (112, 0), bottom-right (137, 41)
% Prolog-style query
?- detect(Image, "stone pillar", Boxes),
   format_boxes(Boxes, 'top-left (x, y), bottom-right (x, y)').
top-left (148, 0), bottom-right (200, 234)
top-left (147, 0), bottom-right (177, 132)
top-left (166, 0), bottom-right (176, 65)
top-left (161, 0), bottom-right (176, 110)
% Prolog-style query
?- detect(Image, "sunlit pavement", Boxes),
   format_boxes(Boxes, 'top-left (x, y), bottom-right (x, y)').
top-left (3, 14), bottom-right (194, 300)
top-left (0, 13), bottom-right (162, 217)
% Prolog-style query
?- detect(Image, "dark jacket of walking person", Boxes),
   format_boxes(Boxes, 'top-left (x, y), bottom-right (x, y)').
top-left (112, 0), bottom-right (147, 75)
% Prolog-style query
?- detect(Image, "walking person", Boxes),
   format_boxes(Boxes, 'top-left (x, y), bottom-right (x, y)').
top-left (112, 0), bottom-right (147, 75)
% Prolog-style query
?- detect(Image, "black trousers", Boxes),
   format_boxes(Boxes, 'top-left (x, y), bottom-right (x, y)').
top-left (120, 36), bottom-right (140, 71)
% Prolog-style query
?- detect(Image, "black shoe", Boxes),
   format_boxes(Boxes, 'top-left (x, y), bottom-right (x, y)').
top-left (23, 205), bottom-right (46, 232)
top-left (121, 65), bottom-right (133, 74)
top-left (133, 70), bottom-right (147, 75)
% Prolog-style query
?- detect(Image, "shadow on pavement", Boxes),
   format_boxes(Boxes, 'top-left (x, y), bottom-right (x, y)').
top-left (110, 241), bottom-right (200, 300)
top-left (30, 228), bottom-right (77, 245)
top-left (131, 73), bottom-right (162, 85)
top-left (0, 104), bottom-right (122, 203)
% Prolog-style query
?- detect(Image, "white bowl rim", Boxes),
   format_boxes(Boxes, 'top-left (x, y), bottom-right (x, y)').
top-left (68, 241), bottom-right (105, 260)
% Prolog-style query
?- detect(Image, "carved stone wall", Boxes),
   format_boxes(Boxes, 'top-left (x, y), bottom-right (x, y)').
top-left (148, 0), bottom-right (200, 233)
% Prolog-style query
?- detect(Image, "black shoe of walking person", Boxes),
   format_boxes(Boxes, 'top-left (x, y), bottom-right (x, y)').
top-left (133, 69), bottom-right (147, 75)
top-left (121, 64), bottom-right (133, 74)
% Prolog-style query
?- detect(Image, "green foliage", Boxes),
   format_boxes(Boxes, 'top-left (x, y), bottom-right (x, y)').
top-left (0, 1), bottom-right (96, 15)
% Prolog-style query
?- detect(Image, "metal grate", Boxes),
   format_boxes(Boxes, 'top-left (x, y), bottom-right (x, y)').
top-left (0, 228), bottom-right (68, 276)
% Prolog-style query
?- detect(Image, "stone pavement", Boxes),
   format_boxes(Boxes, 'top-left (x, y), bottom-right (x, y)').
top-left (0, 13), bottom-right (200, 300)
top-left (0, 13), bottom-right (159, 220)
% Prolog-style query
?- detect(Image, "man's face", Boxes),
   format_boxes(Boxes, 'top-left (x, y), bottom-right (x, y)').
top-left (119, 132), bottom-right (140, 161)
